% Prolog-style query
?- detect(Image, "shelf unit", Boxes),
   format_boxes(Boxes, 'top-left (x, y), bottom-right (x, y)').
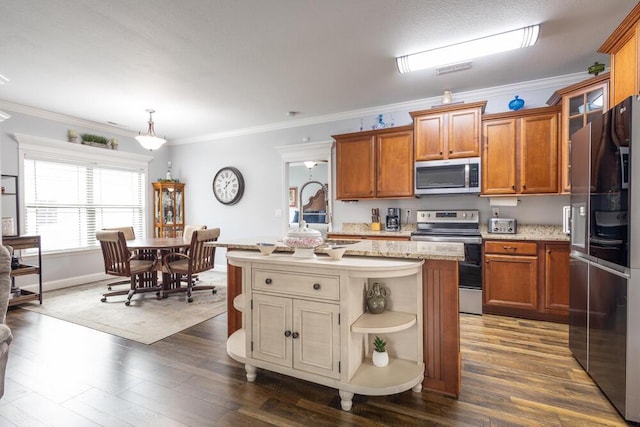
top-left (1, 175), bottom-right (19, 237)
top-left (4, 235), bottom-right (42, 306)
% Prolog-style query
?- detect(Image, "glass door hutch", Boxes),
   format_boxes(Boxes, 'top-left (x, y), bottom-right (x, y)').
top-left (153, 181), bottom-right (185, 238)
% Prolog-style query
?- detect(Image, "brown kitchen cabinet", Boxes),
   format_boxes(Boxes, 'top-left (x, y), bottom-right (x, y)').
top-left (481, 106), bottom-right (560, 195)
top-left (334, 125), bottom-right (414, 200)
top-left (483, 239), bottom-right (569, 323)
top-left (410, 101), bottom-right (486, 161)
top-left (599, 3), bottom-right (640, 107)
top-left (547, 73), bottom-right (609, 193)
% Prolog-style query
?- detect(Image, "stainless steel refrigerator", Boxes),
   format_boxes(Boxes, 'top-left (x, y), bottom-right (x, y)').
top-left (569, 95), bottom-right (640, 422)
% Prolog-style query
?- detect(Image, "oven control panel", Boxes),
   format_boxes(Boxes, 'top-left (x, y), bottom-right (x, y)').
top-left (488, 218), bottom-right (517, 234)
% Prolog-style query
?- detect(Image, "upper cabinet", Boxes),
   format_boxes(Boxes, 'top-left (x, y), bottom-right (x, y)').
top-left (598, 2), bottom-right (640, 107)
top-left (410, 101), bottom-right (486, 161)
top-left (547, 73), bottom-right (609, 193)
top-left (334, 125), bottom-right (414, 200)
top-left (481, 106), bottom-right (561, 195)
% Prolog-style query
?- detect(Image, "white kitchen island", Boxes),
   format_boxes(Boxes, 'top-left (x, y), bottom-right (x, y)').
top-left (226, 250), bottom-right (425, 411)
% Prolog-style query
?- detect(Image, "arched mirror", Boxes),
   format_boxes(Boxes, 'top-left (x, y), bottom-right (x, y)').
top-left (276, 141), bottom-right (333, 237)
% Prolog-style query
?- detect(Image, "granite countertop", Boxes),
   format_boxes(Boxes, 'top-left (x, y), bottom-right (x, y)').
top-left (209, 237), bottom-right (464, 261)
top-left (331, 223), bottom-right (569, 242)
top-left (480, 224), bottom-right (569, 241)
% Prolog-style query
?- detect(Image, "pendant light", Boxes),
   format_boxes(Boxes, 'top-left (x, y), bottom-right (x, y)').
top-left (135, 109), bottom-right (166, 150)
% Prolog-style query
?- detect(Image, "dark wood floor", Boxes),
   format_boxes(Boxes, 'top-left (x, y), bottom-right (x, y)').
top-left (0, 307), bottom-right (629, 426)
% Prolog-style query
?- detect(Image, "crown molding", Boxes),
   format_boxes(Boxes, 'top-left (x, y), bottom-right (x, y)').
top-left (0, 100), bottom-right (139, 137)
top-left (171, 71), bottom-right (592, 145)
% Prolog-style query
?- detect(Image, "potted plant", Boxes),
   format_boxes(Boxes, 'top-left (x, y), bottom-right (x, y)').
top-left (68, 129), bottom-right (79, 143)
top-left (109, 138), bottom-right (119, 150)
top-left (372, 336), bottom-right (389, 367)
top-left (80, 133), bottom-right (110, 146)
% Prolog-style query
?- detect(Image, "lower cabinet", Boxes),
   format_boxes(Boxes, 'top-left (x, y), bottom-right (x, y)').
top-left (483, 240), bottom-right (569, 322)
top-left (252, 293), bottom-right (340, 379)
top-left (226, 251), bottom-right (425, 411)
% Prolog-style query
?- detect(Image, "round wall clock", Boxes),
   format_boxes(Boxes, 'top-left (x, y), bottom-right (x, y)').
top-left (212, 166), bottom-right (245, 205)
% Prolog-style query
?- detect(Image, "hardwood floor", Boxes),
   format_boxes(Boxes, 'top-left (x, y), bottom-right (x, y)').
top-left (0, 308), bottom-right (629, 426)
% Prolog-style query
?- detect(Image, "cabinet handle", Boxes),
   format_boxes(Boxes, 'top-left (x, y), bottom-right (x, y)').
top-left (439, 151), bottom-right (443, 155)
top-left (512, 185), bottom-right (516, 190)
top-left (292, 332), bottom-right (299, 339)
top-left (313, 283), bottom-right (321, 290)
top-left (502, 246), bottom-right (517, 251)
top-left (449, 150), bottom-right (453, 154)
top-left (522, 184), bottom-right (527, 190)
top-left (284, 330), bottom-right (291, 337)
top-left (265, 278), bottom-right (272, 285)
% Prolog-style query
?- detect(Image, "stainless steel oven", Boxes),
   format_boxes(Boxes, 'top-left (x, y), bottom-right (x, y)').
top-left (411, 209), bottom-right (483, 314)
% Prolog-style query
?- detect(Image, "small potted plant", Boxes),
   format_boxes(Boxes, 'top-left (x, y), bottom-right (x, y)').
top-left (68, 129), bottom-right (79, 143)
top-left (372, 336), bottom-right (389, 367)
top-left (109, 138), bottom-right (119, 150)
top-left (80, 133), bottom-right (110, 147)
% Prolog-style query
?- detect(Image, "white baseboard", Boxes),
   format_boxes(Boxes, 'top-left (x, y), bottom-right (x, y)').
top-left (19, 264), bottom-right (228, 293)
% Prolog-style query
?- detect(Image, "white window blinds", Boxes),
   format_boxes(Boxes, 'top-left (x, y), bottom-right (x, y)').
top-left (23, 157), bottom-right (145, 252)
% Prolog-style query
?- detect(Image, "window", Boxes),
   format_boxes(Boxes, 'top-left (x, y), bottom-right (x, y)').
top-left (16, 133), bottom-right (152, 253)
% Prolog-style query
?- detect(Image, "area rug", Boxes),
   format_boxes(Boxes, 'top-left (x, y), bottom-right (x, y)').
top-left (20, 271), bottom-right (227, 345)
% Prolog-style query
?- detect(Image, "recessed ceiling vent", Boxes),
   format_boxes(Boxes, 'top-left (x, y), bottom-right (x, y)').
top-left (436, 61), bottom-right (472, 75)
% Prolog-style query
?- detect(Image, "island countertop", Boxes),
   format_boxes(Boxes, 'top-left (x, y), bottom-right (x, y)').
top-left (208, 237), bottom-right (464, 261)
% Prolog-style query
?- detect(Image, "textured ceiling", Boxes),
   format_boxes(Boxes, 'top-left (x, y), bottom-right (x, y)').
top-left (0, 0), bottom-right (635, 143)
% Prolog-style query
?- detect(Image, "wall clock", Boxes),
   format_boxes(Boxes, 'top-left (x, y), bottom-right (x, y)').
top-left (212, 166), bottom-right (245, 205)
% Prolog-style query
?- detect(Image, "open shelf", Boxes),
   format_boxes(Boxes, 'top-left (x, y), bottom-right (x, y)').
top-left (351, 311), bottom-right (416, 334)
top-left (233, 294), bottom-right (246, 312)
top-left (347, 357), bottom-right (424, 395)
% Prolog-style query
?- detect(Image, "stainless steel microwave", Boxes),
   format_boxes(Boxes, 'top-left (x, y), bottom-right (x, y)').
top-left (415, 157), bottom-right (481, 195)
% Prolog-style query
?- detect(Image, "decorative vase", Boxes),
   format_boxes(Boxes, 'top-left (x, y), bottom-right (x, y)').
top-left (508, 95), bottom-right (525, 111)
top-left (372, 350), bottom-right (389, 367)
top-left (366, 282), bottom-right (387, 314)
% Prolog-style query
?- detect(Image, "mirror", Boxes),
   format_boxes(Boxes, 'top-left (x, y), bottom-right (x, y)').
top-left (277, 141), bottom-right (334, 237)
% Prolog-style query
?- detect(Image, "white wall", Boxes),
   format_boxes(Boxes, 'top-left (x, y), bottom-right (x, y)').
top-left (0, 72), bottom-right (585, 288)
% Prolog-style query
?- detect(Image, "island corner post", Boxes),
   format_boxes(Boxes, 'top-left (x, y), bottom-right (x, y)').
top-left (225, 256), bottom-right (462, 398)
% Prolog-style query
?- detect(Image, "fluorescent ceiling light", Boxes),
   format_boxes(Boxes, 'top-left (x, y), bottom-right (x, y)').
top-left (397, 25), bottom-right (540, 74)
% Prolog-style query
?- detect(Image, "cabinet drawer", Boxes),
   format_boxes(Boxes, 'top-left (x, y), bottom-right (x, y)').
top-left (253, 270), bottom-right (339, 300)
top-left (485, 241), bottom-right (537, 255)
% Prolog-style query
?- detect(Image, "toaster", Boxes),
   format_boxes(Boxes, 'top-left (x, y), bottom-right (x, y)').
top-left (488, 218), bottom-right (517, 234)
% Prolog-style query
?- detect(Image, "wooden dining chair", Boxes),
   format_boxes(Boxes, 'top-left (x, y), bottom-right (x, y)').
top-left (102, 226), bottom-right (136, 291)
top-left (181, 225), bottom-right (206, 284)
top-left (162, 227), bottom-right (220, 302)
top-left (96, 230), bottom-right (160, 306)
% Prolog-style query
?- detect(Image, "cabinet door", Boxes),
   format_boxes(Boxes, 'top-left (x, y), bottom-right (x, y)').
top-left (484, 254), bottom-right (538, 311)
top-left (544, 243), bottom-right (569, 313)
top-left (482, 118), bottom-right (517, 194)
top-left (414, 113), bottom-right (445, 161)
top-left (292, 299), bottom-right (340, 379)
top-left (448, 108), bottom-right (481, 158)
top-left (252, 293), bottom-right (292, 367)
top-left (376, 129), bottom-right (414, 198)
top-left (336, 135), bottom-right (376, 199)
top-left (519, 112), bottom-right (558, 194)
top-left (610, 26), bottom-right (638, 107)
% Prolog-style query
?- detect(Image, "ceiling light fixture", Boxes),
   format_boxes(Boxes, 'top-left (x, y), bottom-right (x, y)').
top-left (396, 24), bottom-right (540, 74)
top-left (304, 161), bottom-right (317, 169)
top-left (135, 109), bottom-right (166, 150)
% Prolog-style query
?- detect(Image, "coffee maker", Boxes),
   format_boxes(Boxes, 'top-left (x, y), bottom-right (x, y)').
top-left (385, 208), bottom-right (400, 231)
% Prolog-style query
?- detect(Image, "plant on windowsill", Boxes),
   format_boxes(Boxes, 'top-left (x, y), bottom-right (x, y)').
top-left (372, 336), bottom-right (389, 367)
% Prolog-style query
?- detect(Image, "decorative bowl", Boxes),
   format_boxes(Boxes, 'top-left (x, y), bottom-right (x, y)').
top-left (256, 242), bottom-right (276, 256)
top-left (283, 222), bottom-right (324, 258)
top-left (326, 245), bottom-right (348, 261)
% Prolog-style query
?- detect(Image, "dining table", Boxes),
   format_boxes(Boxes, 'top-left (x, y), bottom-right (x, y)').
top-left (127, 237), bottom-right (190, 296)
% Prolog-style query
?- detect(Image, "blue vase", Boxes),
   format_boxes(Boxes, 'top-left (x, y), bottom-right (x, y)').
top-left (509, 95), bottom-right (525, 111)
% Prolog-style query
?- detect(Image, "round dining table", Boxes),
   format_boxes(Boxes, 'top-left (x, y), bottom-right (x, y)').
top-left (127, 237), bottom-right (190, 294)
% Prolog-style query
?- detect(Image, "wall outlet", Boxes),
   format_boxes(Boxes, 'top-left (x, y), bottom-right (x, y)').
top-left (492, 208), bottom-right (500, 218)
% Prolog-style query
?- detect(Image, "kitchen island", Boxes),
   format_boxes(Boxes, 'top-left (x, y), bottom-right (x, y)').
top-left (210, 239), bottom-right (465, 404)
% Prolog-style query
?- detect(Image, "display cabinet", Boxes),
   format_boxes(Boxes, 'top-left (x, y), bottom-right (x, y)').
top-left (152, 181), bottom-right (185, 238)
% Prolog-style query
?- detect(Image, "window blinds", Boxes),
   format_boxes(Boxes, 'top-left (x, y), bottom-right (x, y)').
top-left (23, 157), bottom-right (145, 252)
